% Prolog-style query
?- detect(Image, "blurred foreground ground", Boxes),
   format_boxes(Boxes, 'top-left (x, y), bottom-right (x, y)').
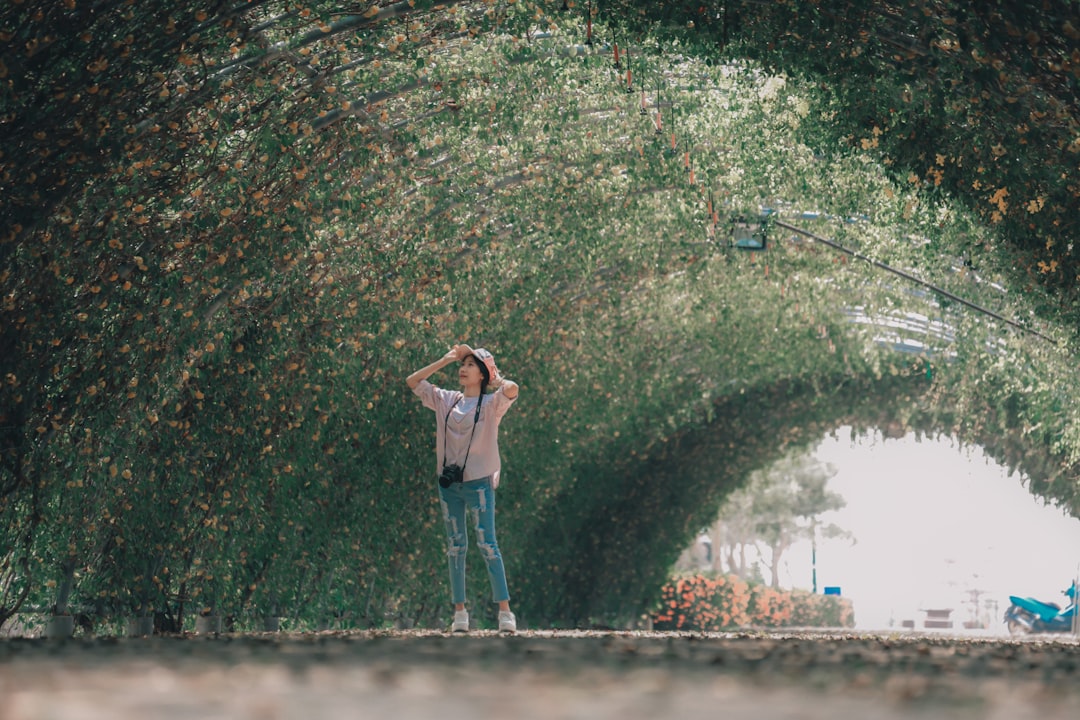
top-left (2, 629), bottom-right (1080, 720)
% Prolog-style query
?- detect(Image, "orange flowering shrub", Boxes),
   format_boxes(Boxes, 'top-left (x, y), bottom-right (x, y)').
top-left (788, 589), bottom-right (855, 628)
top-left (713, 573), bottom-right (752, 628)
top-left (652, 575), bottom-right (719, 631)
top-left (652, 574), bottom-right (750, 631)
top-left (747, 584), bottom-right (794, 627)
top-left (653, 575), bottom-right (854, 630)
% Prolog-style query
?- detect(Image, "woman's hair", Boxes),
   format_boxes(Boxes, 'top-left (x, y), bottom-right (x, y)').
top-left (469, 348), bottom-right (497, 394)
top-left (471, 354), bottom-right (490, 390)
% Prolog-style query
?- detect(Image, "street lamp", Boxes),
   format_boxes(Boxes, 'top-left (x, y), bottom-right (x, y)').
top-left (730, 216), bottom-right (767, 250)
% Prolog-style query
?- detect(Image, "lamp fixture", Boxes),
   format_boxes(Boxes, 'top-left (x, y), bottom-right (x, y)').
top-left (728, 215), bottom-right (768, 251)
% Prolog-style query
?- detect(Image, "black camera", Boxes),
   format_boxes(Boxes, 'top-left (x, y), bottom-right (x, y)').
top-left (438, 464), bottom-right (464, 488)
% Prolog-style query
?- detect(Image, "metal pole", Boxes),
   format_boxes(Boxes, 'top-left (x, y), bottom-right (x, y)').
top-left (1073, 564), bottom-right (1079, 637)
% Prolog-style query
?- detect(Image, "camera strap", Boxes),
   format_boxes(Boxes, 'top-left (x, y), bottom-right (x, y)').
top-left (442, 394), bottom-right (483, 476)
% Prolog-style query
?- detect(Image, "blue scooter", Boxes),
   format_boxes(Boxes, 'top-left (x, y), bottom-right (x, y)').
top-left (1003, 582), bottom-right (1078, 635)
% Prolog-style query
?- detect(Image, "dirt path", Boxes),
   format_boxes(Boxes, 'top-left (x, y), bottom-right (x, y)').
top-left (2, 630), bottom-right (1079, 720)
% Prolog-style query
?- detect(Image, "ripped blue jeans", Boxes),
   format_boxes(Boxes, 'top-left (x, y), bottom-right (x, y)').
top-left (438, 476), bottom-right (510, 604)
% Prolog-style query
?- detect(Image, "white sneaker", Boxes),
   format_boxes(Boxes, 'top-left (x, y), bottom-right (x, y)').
top-left (451, 610), bottom-right (469, 633)
top-left (498, 610), bottom-right (517, 633)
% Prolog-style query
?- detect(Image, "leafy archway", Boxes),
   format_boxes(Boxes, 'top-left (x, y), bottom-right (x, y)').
top-left (1, 1), bottom-right (1078, 628)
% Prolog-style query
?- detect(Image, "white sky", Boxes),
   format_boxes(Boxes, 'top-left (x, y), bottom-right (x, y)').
top-left (777, 428), bottom-right (1080, 632)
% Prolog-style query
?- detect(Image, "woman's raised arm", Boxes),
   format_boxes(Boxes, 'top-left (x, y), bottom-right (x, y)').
top-left (406, 345), bottom-right (467, 389)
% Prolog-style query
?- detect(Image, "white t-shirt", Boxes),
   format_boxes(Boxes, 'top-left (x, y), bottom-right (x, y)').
top-left (413, 380), bottom-right (517, 488)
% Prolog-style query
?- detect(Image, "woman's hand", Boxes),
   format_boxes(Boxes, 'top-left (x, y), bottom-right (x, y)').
top-left (497, 373), bottom-right (518, 399)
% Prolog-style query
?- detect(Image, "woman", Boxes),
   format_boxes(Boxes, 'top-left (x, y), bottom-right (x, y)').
top-left (407, 343), bottom-right (519, 632)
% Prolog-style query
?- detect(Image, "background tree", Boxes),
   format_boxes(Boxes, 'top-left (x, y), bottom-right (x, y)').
top-left (698, 453), bottom-right (851, 589)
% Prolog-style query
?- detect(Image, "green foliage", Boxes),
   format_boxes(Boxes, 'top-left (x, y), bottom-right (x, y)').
top-left (0, 1), bottom-right (1079, 632)
top-left (788, 589), bottom-right (856, 629)
top-left (611, 0), bottom-right (1080, 329)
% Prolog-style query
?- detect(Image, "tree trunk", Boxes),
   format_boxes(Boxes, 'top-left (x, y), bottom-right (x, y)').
top-left (769, 533), bottom-right (792, 589)
top-left (54, 558), bottom-right (77, 616)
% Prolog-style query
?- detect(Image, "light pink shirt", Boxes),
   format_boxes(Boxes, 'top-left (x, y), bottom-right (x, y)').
top-left (413, 380), bottom-right (516, 488)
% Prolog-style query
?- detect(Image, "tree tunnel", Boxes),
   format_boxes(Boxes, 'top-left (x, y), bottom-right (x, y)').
top-left (1, 1), bottom-right (1079, 630)
top-left (514, 362), bottom-right (1080, 626)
